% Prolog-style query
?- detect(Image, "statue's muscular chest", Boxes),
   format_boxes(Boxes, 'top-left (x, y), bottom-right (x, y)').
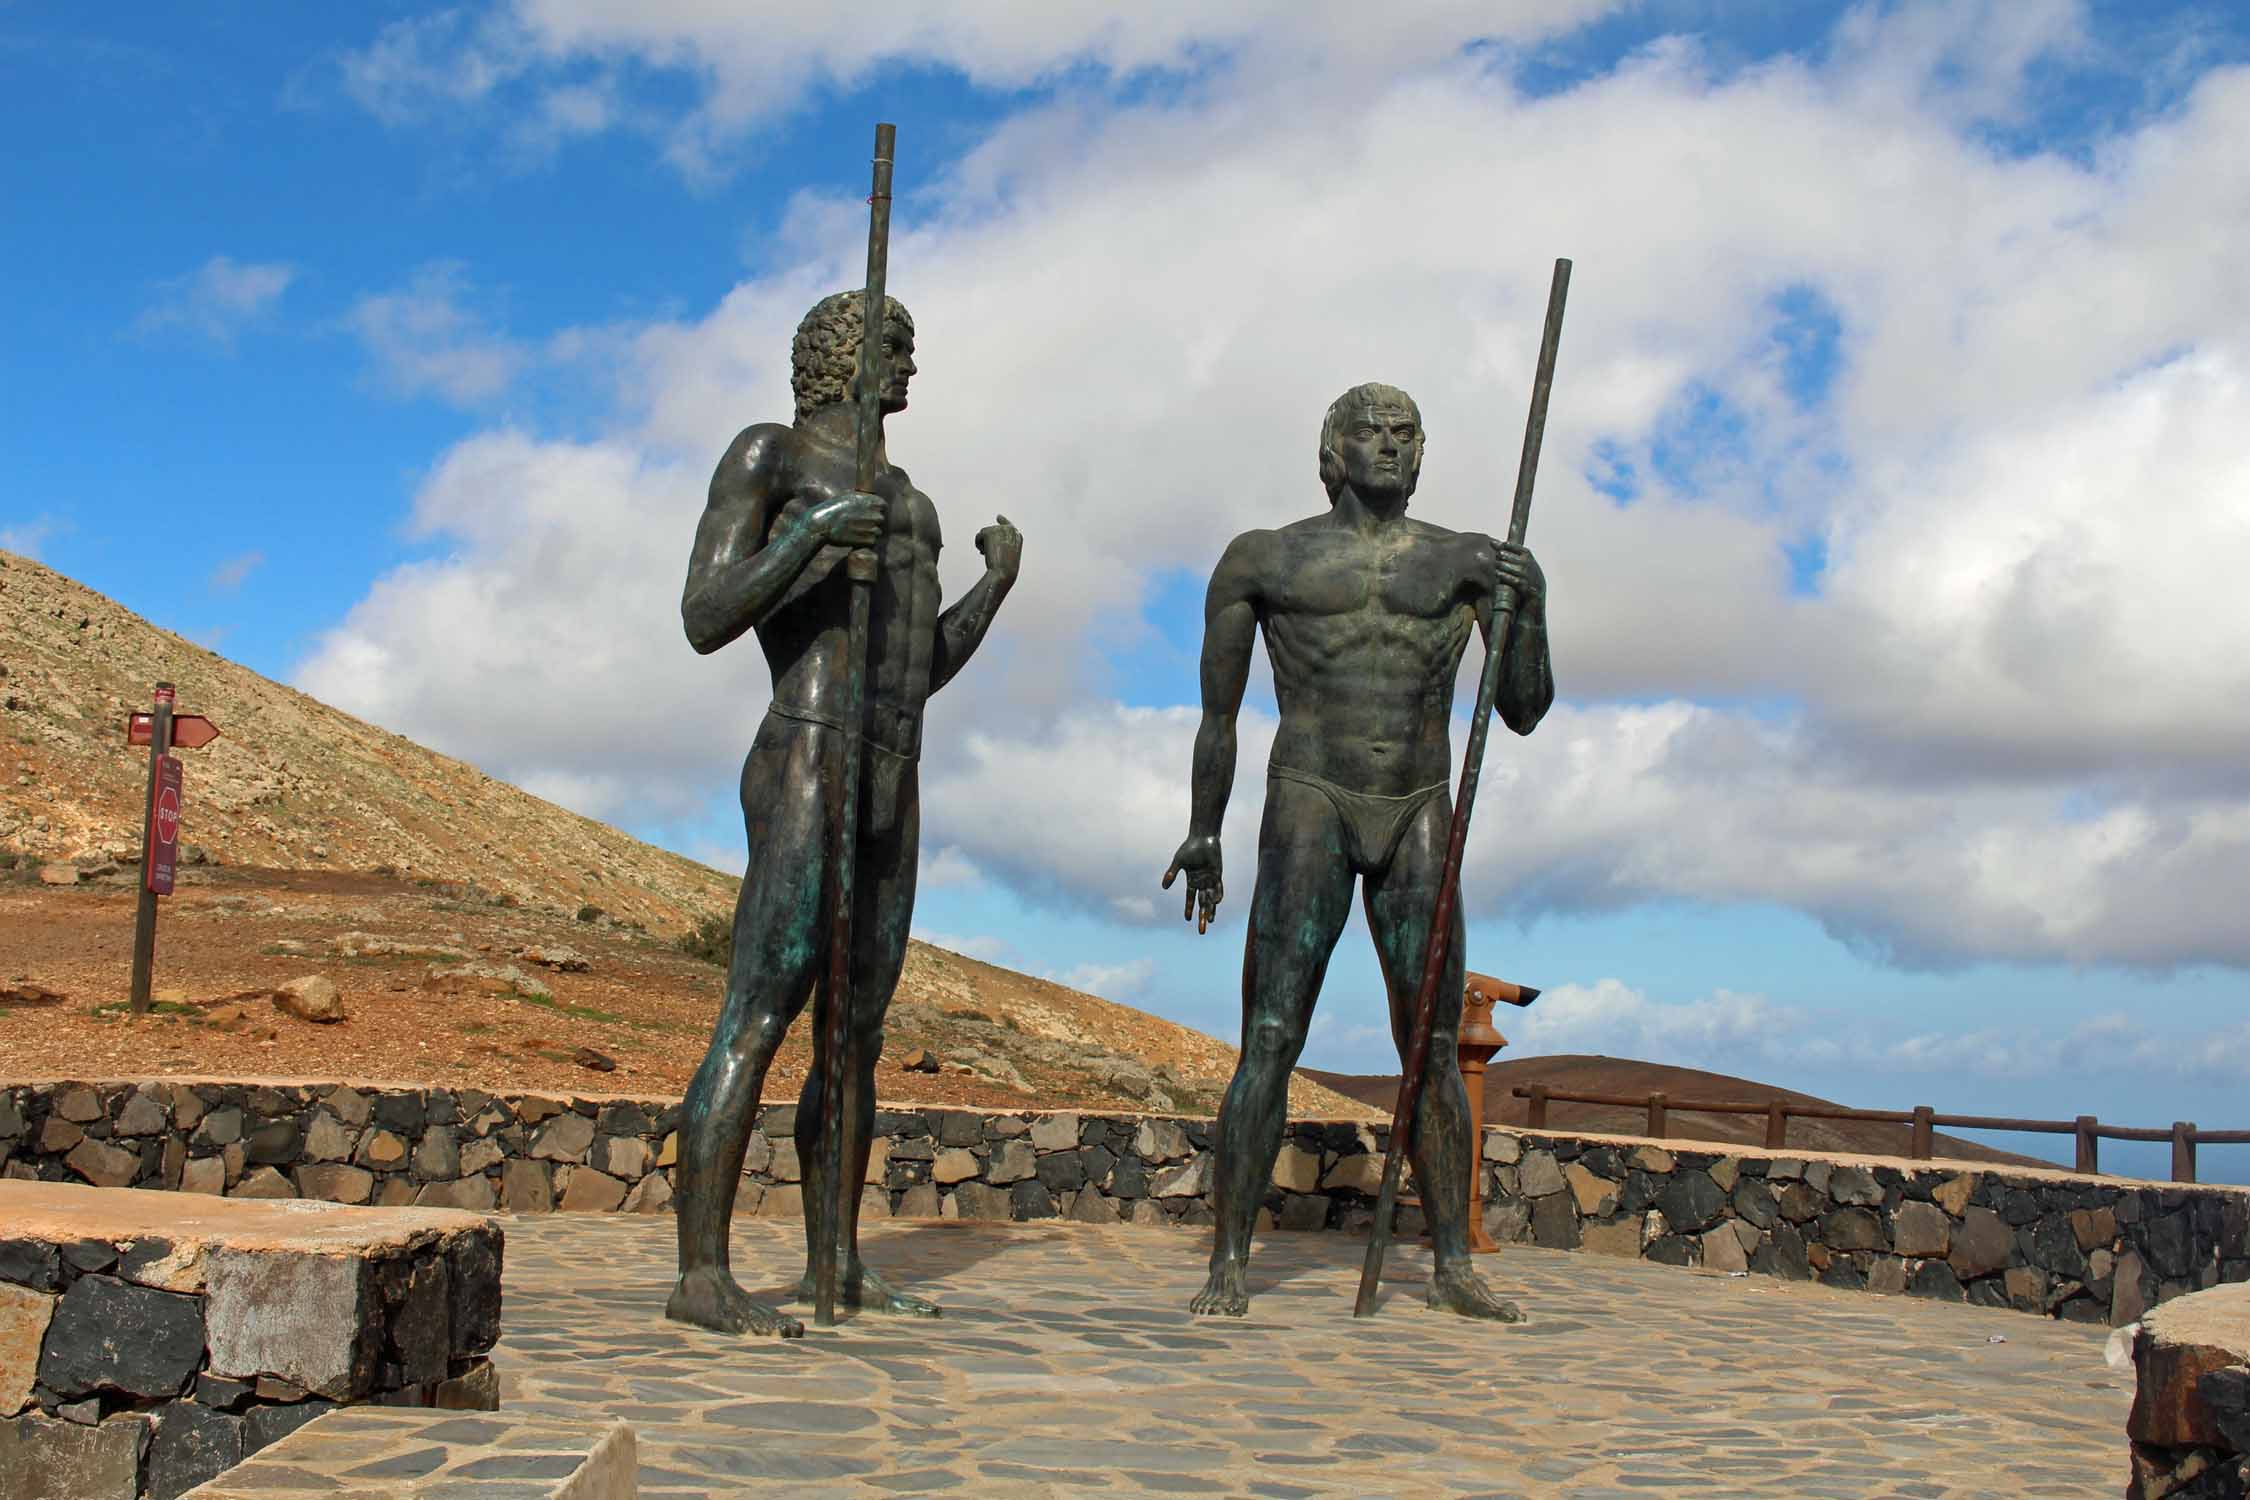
top-left (1260, 530), bottom-right (1476, 683)
top-left (774, 453), bottom-right (942, 575)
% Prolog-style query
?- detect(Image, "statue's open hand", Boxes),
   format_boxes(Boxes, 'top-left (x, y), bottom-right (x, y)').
top-left (803, 491), bottom-right (886, 550)
top-left (1161, 835), bottom-right (1223, 934)
top-left (1483, 538), bottom-right (1545, 614)
top-left (975, 515), bottom-right (1023, 581)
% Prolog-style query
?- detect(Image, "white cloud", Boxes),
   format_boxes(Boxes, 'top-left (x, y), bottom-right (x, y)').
top-left (344, 263), bottom-right (526, 404)
top-left (1058, 957), bottom-right (1157, 998)
top-left (208, 551), bottom-right (264, 593)
top-left (0, 518), bottom-right (59, 560)
top-left (299, 7), bottom-right (2250, 973)
top-left (136, 256), bottom-right (295, 346)
top-left (912, 929), bottom-right (1011, 962)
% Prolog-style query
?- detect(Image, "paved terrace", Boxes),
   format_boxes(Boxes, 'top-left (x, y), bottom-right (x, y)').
top-left (493, 1215), bottom-right (2131, 1498)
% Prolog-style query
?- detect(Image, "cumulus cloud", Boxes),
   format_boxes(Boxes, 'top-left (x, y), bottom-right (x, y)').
top-left (297, 5), bottom-right (2250, 973)
top-left (0, 519), bottom-right (60, 560)
top-left (136, 256), bottom-right (295, 346)
top-left (344, 263), bottom-right (526, 404)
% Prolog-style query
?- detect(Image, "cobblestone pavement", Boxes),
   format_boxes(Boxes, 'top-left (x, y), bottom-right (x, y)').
top-left (493, 1214), bottom-right (2131, 1498)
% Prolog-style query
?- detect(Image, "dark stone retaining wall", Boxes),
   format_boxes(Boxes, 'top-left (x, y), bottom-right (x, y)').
top-left (2124, 1282), bottom-right (2250, 1499)
top-left (3, 1080), bottom-right (2244, 1328)
top-left (0, 1193), bottom-right (499, 1500)
top-left (1478, 1131), bottom-right (2249, 1327)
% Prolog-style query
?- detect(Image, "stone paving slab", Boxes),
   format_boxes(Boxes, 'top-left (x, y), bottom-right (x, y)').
top-left (182, 1406), bottom-right (636, 1498)
top-left (494, 1214), bottom-right (2133, 1498)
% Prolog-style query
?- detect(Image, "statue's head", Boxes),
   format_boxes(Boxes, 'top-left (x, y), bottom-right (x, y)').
top-left (791, 291), bottom-right (916, 424)
top-left (1318, 382), bottom-right (1423, 504)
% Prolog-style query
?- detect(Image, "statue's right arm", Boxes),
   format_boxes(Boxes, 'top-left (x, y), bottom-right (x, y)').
top-left (680, 427), bottom-right (822, 655)
top-left (1186, 536), bottom-right (1262, 841)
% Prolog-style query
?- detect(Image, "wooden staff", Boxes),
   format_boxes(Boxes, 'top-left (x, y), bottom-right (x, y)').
top-left (1355, 258), bottom-right (1571, 1318)
top-left (815, 121), bottom-right (896, 1329)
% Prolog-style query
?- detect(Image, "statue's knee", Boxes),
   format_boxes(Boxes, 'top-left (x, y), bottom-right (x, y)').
top-left (1243, 1016), bottom-right (1300, 1065)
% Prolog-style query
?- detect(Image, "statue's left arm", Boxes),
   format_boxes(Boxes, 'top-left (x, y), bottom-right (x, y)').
top-left (1477, 537), bottom-right (1554, 735)
top-left (930, 515), bottom-right (1023, 693)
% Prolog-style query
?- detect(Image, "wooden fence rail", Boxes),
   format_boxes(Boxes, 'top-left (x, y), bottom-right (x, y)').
top-left (1511, 1085), bottom-right (2250, 1184)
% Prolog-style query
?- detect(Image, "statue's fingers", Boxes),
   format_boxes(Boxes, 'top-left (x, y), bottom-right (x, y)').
top-left (1184, 884), bottom-right (1195, 922)
top-left (1161, 860), bottom-right (1179, 889)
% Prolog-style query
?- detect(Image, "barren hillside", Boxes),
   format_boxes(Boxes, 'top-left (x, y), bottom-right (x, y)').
top-left (0, 549), bottom-right (1368, 1117)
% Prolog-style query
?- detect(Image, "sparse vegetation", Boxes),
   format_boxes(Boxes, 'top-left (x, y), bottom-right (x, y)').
top-left (677, 910), bottom-right (733, 969)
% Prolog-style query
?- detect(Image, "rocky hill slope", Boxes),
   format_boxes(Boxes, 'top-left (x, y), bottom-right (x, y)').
top-left (0, 548), bottom-right (1367, 1117)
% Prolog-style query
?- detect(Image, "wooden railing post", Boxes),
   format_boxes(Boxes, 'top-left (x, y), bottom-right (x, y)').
top-left (1764, 1100), bottom-right (1786, 1150)
top-left (1910, 1105), bottom-right (1934, 1160)
top-left (1646, 1092), bottom-right (1667, 1139)
top-left (2173, 1122), bottom-right (2198, 1184)
top-left (2074, 1116), bottom-right (2100, 1175)
top-left (1526, 1085), bottom-right (1548, 1130)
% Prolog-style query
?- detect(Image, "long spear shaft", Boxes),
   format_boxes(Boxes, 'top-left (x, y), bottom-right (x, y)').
top-left (815, 121), bottom-right (896, 1329)
top-left (1354, 257), bottom-right (1571, 1318)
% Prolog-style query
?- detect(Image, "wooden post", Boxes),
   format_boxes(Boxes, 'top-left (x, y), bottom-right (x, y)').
top-left (1646, 1092), bottom-right (1667, 1140)
top-left (1764, 1100), bottom-right (1786, 1150)
top-left (2074, 1115), bottom-right (2100, 1175)
top-left (1526, 1085), bottom-right (1548, 1130)
top-left (1910, 1105), bottom-right (1934, 1160)
top-left (1456, 980), bottom-right (1509, 1254)
top-left (2172, 1122), bottom-right (2198, 1184)
top-left (128, 682), bottom-right (176, 1014)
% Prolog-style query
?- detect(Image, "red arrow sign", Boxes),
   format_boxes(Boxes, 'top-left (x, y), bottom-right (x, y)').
top-left (126, 713), bottom-right (221, 750)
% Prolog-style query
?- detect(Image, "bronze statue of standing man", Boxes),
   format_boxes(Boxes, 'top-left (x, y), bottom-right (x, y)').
top-left (1164, 382), bottom-right (1550, 1320)
top-left (671, 291), bottom-right (1021, 1336)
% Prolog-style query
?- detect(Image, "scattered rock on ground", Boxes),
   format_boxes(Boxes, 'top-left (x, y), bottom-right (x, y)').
top-left (572, 1047), bottom-right (616, 1073)
top-left (272, 976), bottom-right (346, 1024)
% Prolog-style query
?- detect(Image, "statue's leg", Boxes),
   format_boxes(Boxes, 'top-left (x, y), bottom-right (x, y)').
top-left (1192, 778), bottom-right (1353, 1317)
top-left (1364, 795), bottom-right (1521, 1323)
top-left (795, 762), bottom-right (937, 1315)
top-left (668, 722), bottom-right (827, 1337)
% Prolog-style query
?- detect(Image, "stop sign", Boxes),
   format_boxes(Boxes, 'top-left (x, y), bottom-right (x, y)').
top-left (147, 755), bottom-right (182, 895)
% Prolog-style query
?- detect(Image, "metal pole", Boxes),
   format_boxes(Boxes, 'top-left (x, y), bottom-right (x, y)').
top-left (128, 682), bottom-right (175, 1014)
top-left (814, 122), bottom-right (896, 1329)
top-left (1355, 259), bottom-right (1570, 1318)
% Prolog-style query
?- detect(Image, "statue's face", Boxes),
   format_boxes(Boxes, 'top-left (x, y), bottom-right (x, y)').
top-left (853, 317), bottom-right (917, 414)
top-left (1334, 400), bottom-right (1421, 501)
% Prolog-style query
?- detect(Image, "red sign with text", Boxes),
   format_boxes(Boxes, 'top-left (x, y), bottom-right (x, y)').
top-left (147, 756), bottom-right (182, 895)
top-left (126, 713), bottom-right (220, 750)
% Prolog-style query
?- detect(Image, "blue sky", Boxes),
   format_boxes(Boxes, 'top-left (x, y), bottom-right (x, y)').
top-left (7, 2), bottom-right (2250, 1182)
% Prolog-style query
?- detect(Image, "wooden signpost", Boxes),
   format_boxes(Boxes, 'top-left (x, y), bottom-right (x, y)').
top-left (126, 681), bottom-right (221, 1013)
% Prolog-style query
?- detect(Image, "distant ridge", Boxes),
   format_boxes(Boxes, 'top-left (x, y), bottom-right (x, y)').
top-left (1303, 1054), bottom-right (2057, 1169)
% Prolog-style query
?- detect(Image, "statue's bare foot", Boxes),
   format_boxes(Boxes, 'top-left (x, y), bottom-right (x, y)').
top-left (1426, 1264), bottom-right (1523, 1322)
top-left (667, 1267), bottom-right (805, 1337)
top-left (1190, 1260), bottom-right (1250, 1316)
top-left (791, 1263), bottom-right (942, 1317)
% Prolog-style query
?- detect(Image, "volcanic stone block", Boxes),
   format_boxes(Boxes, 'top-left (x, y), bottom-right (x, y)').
top-left (0, 1283), bottom-right (56, 1415)
top-left (987, 1140), bottom-right (1037, 1186)
top-left (1822, 1207), bottom-right (1887, 1253)
top-left (1657, 1171), bottom-right (1727, 1236)
top-left (558, 1169), bottom-right (626, 1214)
top-left (2130, 1282), bottom-right (2250, 1450)
top-left (1892, 1200), bottom-right (1950, 1258)
top-left (446, 1228), bottom-right (502, 1358)
top-left (529, 1115), bottom-right (595, 1165)
top-left (65, 1137), bottom-right (140, 1189)
top-left (1949, 1207), bottom-right (2015, 1281)
top-left (0, 1411), bottom-right (149, 1500)
top-left (1828, 1165), bottom-right (1883, 1207)
top-left (38, 1276), bottom-right (204, 1399)
top-left (950, 1182), bottom-right (1010, 1221)
top-left (148, 1400), bottom-right (243, 1500)
top-left (206, 1249), bottom-right (377, 1400)
top-left (1529, 1191), bottom-right (1580, 1250)
top-left (1030, 1114), bottom-right (1080, 1152)
top-left (1517, 1151), bottom-right (1565, 1199)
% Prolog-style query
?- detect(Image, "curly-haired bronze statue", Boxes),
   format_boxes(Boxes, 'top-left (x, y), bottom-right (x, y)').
top-left (670, 290), bottom-right (1022, 1337)
top-left (1164, 381), bottom-right (1551, 1320)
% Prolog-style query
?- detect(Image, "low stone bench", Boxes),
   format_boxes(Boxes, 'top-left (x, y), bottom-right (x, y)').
top-left (2129, 1281), bottom-right (2250, 1498)
top-left (181, 1408), bottom-right (636, 1499)
top-left (0, 1181), bottom-right (501, 1500)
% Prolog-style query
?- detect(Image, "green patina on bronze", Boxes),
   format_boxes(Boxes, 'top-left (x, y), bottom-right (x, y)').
top-left (667, 237), bottom-right (1023, 1334)
top-left (1164, 354), bottom-right (1557, 1322)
